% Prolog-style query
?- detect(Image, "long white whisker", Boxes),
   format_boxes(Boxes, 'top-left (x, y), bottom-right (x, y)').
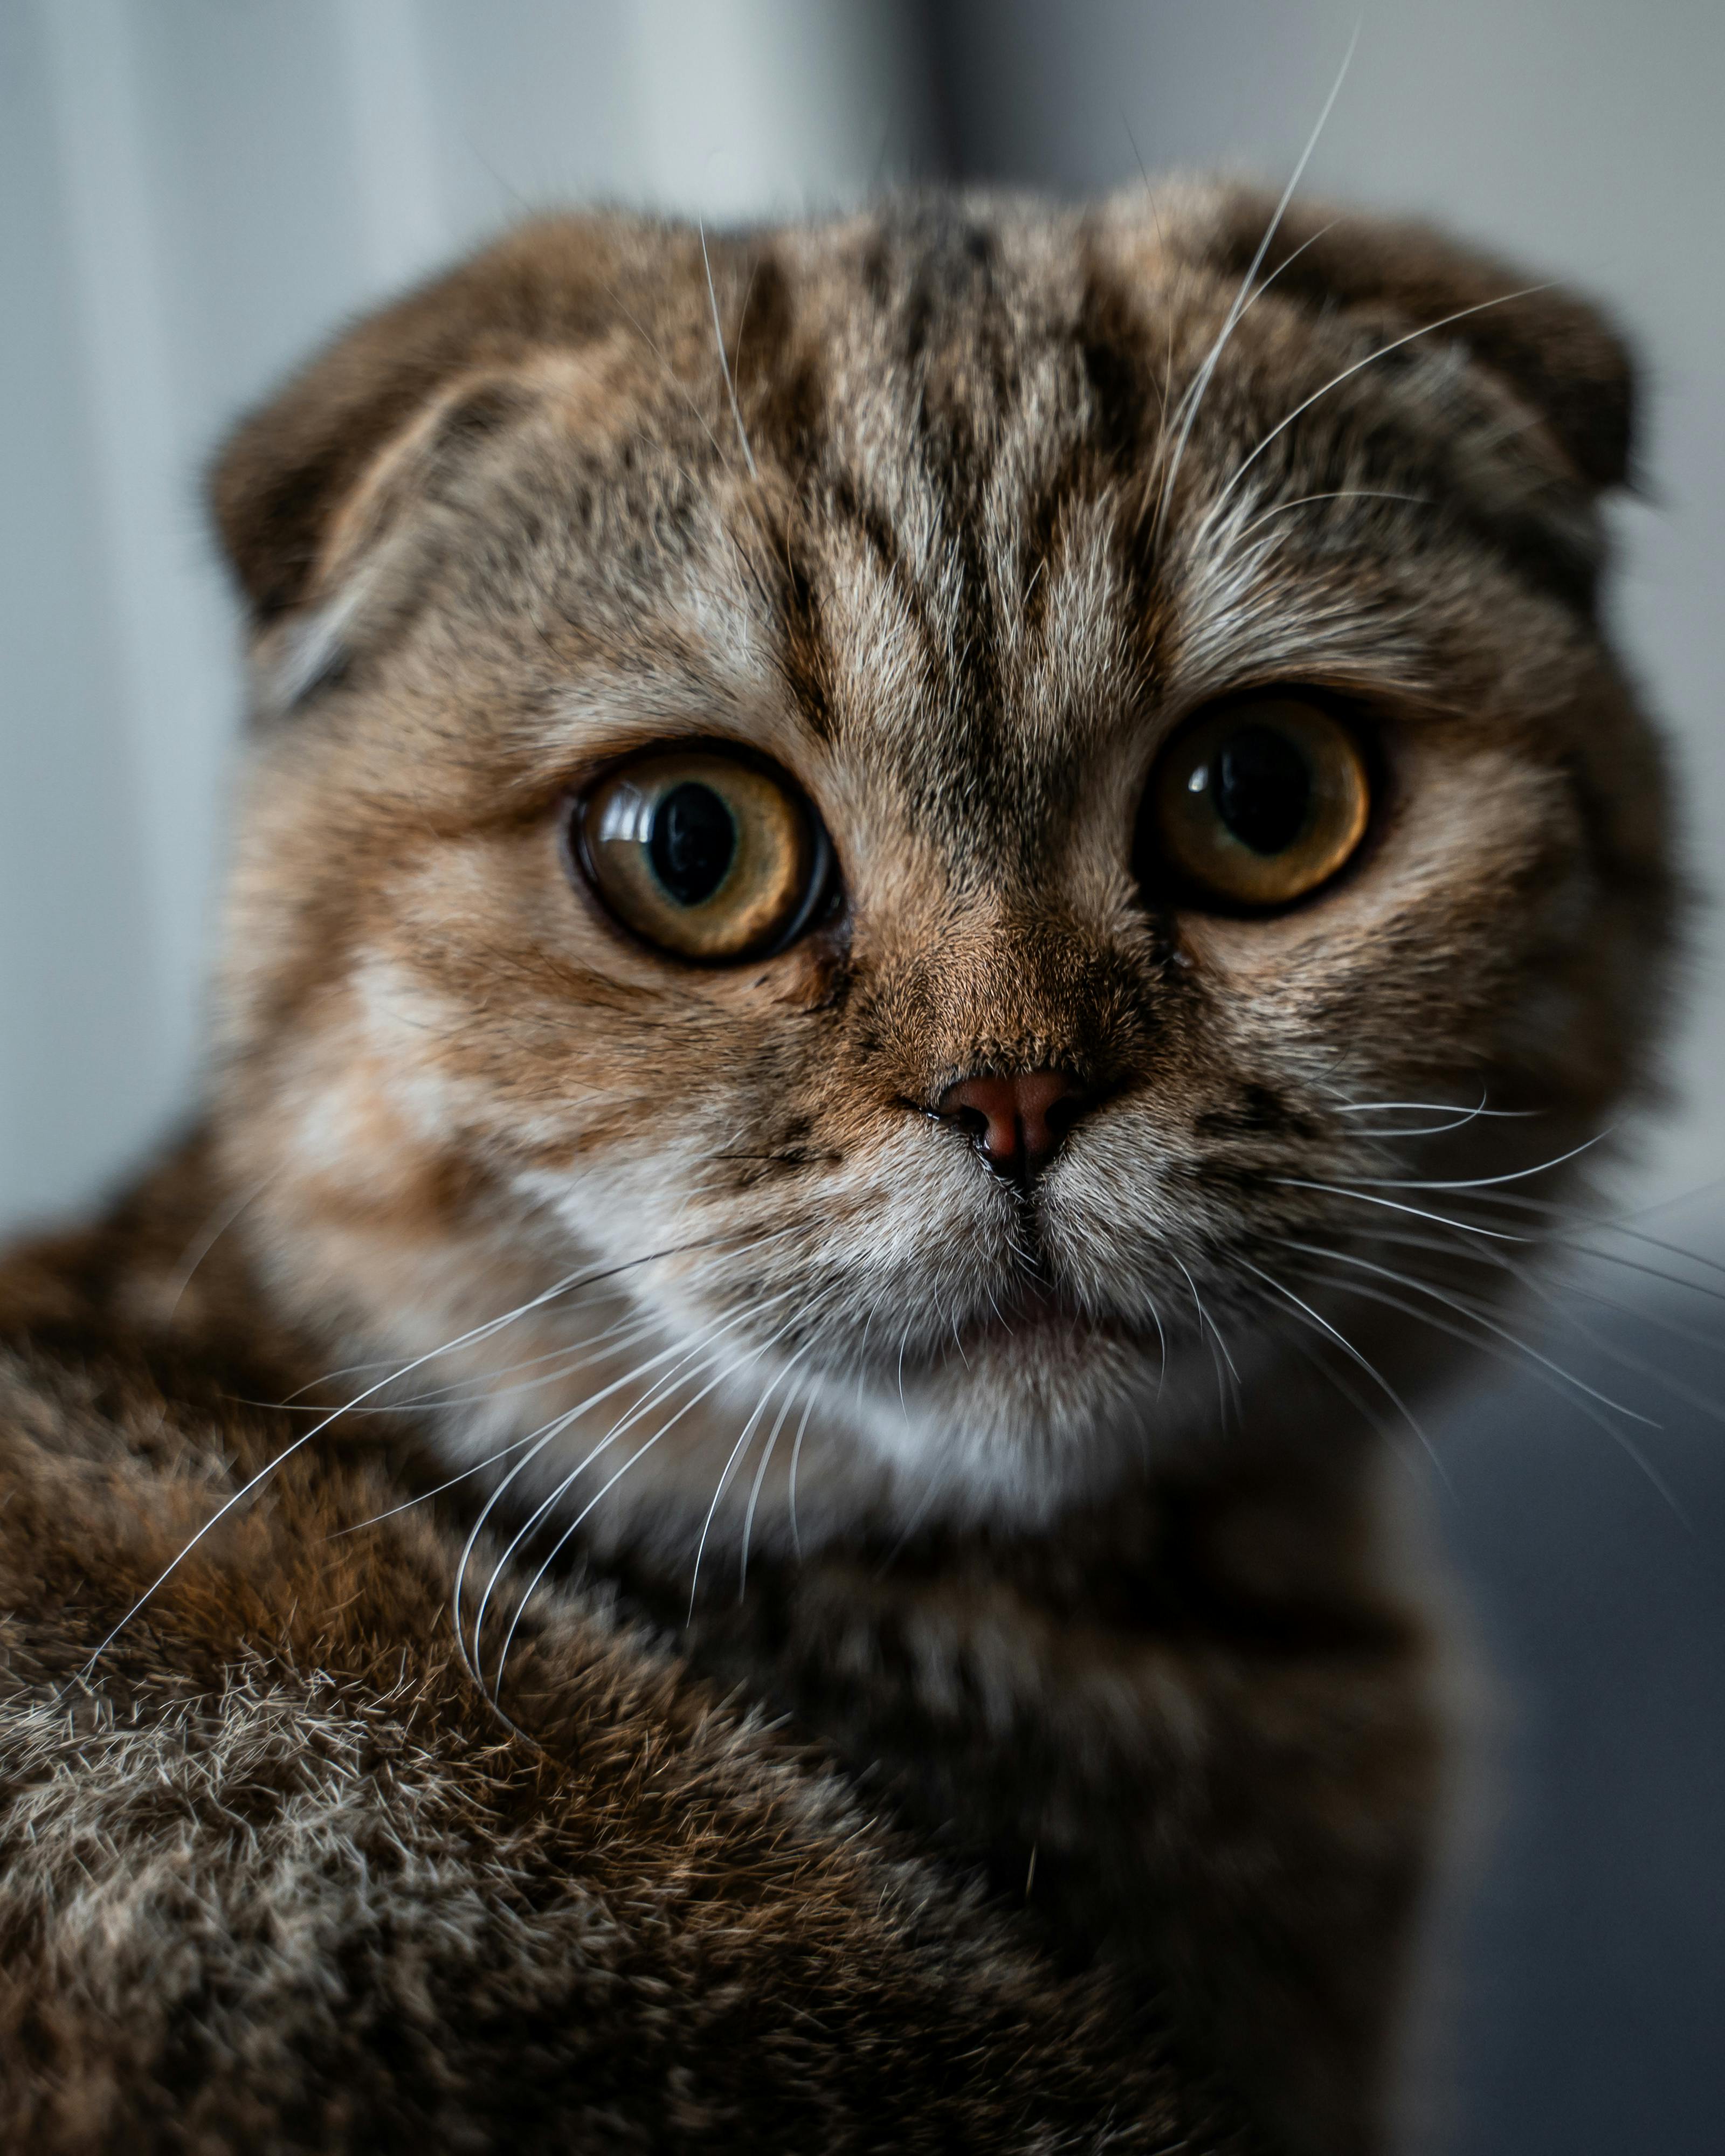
top-left (1154, 27), bottom-right (1356, 538)
top-left (329, 1416), bottom-right (605, 1537)
top-left (1333, 1219), bottom-right (1725, 1346)
top-left (1281, 1326), bottom-right (1410, 1456)
top-left (1271, 1179), bottom-right (1536, 1241)
top-left (275, 1221), bottom-right (794, 1401)
top-left (385, 1307), bottom-right (660, 1413)
top-left (477, 1339), bottom-right (729, 1690)
top-left (492, 1314), bottom-right (804, 1691)
top-left (687, 1320), bottom-right (816, 1620)
top-left (73, 1247), bottom-right (677, 1685)
top-left (1407, 1184), bottom-right (1725, 1283)
top-left (1231, 1255), bottom-right (1438, 1468)
top-left (1333, 1097), bottom-right (1538, 1118)
top-left (164, 1174), bottom-right (273, 1322)
top-left (1277, 1240), bottom-right (1659, 1425)
top-left (1174, 1254), bottom-right (1241, 1421)
top-left (740, 1354), bottom-right (817, 1600)
top-left (470, 1287), bottom-right (803, 1676)
top-left (700, 220), bottom-right (758, 481)
top-left (1233, 488), bottom-right (1433, 540)
top-left (456, 1308), bottom-right (758, 1680)
top-left (786, 1394), bottom-right (816, 1563)
top-left (1434, 1239), bottom-right (1725, 1419)
top-left (1284, 1260), bottom-right (1687, 1519)
top-left (1335, 1130), bottom-right (1612, 1192)
top-left (1197, 283), bottom-right (1552, 537)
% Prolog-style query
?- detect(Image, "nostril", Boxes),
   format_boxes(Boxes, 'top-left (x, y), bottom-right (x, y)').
top-left (1044, 1089), bottom-right (1083, 1140)
top-left (935, 1069), bottom-right (1089, 1184)
top-left (934, 1077), bottom-right (1023, 1168)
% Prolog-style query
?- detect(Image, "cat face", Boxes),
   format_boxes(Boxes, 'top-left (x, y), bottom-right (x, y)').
top-left (208, 190), bottom-right (1673, 1546)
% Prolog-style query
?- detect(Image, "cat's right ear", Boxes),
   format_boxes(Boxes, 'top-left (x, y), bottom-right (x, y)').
top-left (1169, 184), bottom-right (1638, 493)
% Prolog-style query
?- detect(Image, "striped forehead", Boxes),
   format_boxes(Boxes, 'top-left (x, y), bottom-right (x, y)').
top-left (756, 211), bottom-right (1155, 873)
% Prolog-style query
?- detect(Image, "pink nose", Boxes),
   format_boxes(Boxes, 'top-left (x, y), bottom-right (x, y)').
top-left (936, 1070), bottom-right (1087, 1185)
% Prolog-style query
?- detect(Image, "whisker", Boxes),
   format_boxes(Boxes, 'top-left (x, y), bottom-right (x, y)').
top-left (1271, 1179), bottom-right (1536, 1242)
top-left (274, 1221), bottom-right (792, 1402)
top-left (740, 1366), bottom-right (812, 1600)
top-left (470, 1288), bottom-right (803, 1677)
top-left (700, 220), bottom-right (758, 481)
top-left (1283, 1259), bottom-right (1688, 1521)
top-left (1432, 1199), bottom-right (1725, 1276)
top-left (1233, 488), bottom-right (1434, 540)
top-left (1230, 1255), bottom-right (1439, 1470)
top-left (1153, 28), bottom-right (1356, 540)
top-left (1174, 1254), bottom-right (1240, 1423)
top-left (1527, 1301), bottom-right (1725, 1432)
top-left (1329, 1219), bottom-right (1725, 1345)
top-left (456, 1309), bottom-right (754, 1681)
top-left (1275, 1240), bottom-right (1659, 1425)
top-left (164, 1174), bottom-right (273, 1322)
top-left (1333, 1097), bottom-right (1538, 1118)
top-left (492, 1309), bottom-right (806, 1692)
top-left (1326, 1089), bottom-right (1542, 1139)
top-left (1436, 1240), bottom-right (1725, 1423)
top-left (328, 1421), bottom-right (590, 1537)
top-left (604, 281), bottom-right (732, 471)
top-left (1143, 1288), bottom-right (1169, 1394)
top-left (1197, 281), bottom-right (1553, 537)
top-left (385, 1305), bottom-right (659, 1410)
top-left (1413, 1189), bottom-right (1725, 1288)
top-left (786, 1394), bottom-right (816, 1563)
top-left (686, 1339), bottom-right (803, 1621)
top-left (1330, 1130), bottom-right (1613, 1192)
top-left (1280, 1325), bottom-right (1452, 1495)
top-left (1562, 1242), bottom-right (1725, 1316)
top-left (472, 1328), bottom-right (741, 1691)
top-left (72, 1245), bottom-right (688, 1687)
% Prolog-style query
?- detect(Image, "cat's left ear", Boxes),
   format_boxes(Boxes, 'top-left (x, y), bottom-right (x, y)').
top-left (1178, 185), bottom-right (1637, 491)
top-left (206, 219), bottom-right (640, 718)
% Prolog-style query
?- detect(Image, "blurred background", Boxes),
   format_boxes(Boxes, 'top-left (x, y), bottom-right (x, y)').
top-left (3, 3), bottom-right (1721, 2147)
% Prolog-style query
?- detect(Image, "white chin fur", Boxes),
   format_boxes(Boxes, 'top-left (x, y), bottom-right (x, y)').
top-left (422, 1277), bottom-right (1240, 1583)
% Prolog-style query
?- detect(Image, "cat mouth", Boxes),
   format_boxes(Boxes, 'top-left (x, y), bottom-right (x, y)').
top-left (933, 1284), bottom-right (1149, 1365)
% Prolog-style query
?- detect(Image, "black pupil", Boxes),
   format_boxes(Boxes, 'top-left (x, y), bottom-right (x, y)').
top-left (648, 783), bottom-right (737, 906)
top-left (1212, 725), bottom-right (1312, 855)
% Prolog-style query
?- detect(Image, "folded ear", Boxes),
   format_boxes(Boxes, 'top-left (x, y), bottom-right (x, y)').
top-left (1181, 185), bottom-right (1637, 491)
top-left (208, 217), bottom-right (630, 623)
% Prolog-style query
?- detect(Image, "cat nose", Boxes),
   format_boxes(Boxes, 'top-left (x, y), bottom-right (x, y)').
top-left (935, 1070), bottom-right (1088, 1186)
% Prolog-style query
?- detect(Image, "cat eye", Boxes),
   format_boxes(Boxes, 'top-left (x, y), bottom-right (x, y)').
top-left (572, 749), bottom-right (831, 962)
top-left (1142, 695), bottom-right (1371, 909)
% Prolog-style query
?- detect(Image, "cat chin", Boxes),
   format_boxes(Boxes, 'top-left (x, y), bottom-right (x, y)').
top-left (832, 1323), bottom-right (1240, 1518)
top-left (477, 1312), bottom-right (1229, 1568)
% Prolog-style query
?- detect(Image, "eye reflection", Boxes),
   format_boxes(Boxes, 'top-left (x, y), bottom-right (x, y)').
top-left (575, 750), bottom-right (830, 963)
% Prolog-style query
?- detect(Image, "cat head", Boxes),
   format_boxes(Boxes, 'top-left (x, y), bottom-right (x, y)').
top-left (204, 185), bottom-right (1674, 1553)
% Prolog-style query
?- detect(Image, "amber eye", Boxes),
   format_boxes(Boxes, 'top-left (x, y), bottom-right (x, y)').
top-left (573, 749), bottom-right (830, 962)
top-left (1143, 696), bottom-right (1371, 909)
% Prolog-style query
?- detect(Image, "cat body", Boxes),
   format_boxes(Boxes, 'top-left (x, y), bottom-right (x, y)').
top-left (0, 186), bottom-right (1673, 2154)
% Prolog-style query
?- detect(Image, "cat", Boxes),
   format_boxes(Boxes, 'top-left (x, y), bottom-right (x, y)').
top-left (0, 182), bottom-right (1674, 2155)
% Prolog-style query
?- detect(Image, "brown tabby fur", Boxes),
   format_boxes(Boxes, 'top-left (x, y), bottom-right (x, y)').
top-left (0, 184), bottom-right (1674, 2155)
